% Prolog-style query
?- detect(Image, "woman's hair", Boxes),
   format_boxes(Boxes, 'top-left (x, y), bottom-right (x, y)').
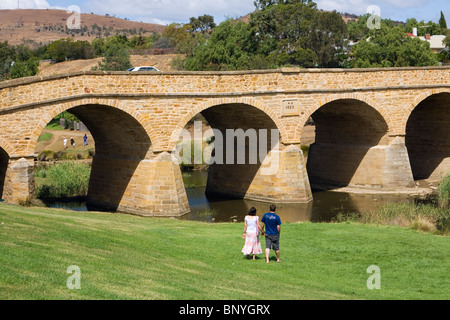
top-left (248, 207), bottom-right (257, 216)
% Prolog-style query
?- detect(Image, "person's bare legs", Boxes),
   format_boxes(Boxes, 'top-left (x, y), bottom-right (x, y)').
top-left (265, 248), bottom-right (270, 263)
top-left (276, 250), bottom-right (281, 262)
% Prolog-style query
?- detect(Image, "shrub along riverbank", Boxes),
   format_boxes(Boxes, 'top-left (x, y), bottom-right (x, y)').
top-left (35, 162), bottom-right (91, 199)
top-left (335, 174), bottom-right (450, 236)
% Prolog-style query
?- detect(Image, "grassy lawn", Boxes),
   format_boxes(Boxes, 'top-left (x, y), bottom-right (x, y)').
top-left (0, 203), bottom-right (448, 300)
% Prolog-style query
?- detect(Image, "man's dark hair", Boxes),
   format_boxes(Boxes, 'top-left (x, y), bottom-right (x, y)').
top-left (248, 207), bottom-right (257, 216)
top-left (269, 204), bottom-right (276, 212)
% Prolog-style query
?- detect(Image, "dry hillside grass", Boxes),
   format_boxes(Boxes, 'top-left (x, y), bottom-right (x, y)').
top-left (38, 54), bottom-right (183, 75)
top-left (0, 9), bottom-right (164, 46)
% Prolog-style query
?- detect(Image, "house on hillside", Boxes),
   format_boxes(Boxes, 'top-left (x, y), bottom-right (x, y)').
top-left (406, 27), bottom-right (446, 53)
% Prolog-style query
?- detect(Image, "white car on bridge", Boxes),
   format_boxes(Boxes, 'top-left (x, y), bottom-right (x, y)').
top-left (127, 66), bottom-right (160, 72)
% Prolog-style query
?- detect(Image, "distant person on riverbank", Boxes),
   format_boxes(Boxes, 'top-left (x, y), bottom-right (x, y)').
top-left (83, 134), bottom-right (88, 146)
top-left (70, 137), bottom-right (75, 148)
top-left (261, 204), bottom-right (282, 263)
top-left (241, 207), bottom-right (264, 260)
top-left (63, 137), bottom-right (67, 150)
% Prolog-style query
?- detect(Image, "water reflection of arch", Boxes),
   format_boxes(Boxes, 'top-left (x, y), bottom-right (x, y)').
top-left (405, 90), bottom-right (450, 181)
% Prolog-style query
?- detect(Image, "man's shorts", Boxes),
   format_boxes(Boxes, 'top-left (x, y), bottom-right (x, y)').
top-left (265, 234), bottom-right (280, 251)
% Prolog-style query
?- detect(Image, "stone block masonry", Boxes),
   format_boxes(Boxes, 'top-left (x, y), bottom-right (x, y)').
top-left (0, 66), bottom-right (448, 216)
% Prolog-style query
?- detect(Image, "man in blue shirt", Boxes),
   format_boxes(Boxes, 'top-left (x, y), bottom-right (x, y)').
top-left (261, 204), bottom-right (281, 263)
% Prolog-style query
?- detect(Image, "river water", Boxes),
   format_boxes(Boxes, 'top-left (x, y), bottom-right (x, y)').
top-left (47, 170), bottom-right (419, 223)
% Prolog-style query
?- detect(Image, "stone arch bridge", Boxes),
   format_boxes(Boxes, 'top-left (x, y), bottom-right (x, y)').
top-left (0, 67), bottom-right (448, 216)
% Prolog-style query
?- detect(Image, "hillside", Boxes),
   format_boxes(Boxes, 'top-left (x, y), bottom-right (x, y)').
top-left (0, 9), bottom-right (165, 46)
top-left (38, 54), bottom-right (182, 75)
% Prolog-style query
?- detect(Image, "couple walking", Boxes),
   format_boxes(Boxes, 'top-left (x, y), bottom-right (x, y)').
top-left (241, 204), bottom-right (281, 263)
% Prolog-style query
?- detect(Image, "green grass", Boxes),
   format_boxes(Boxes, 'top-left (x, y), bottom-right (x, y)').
top-left (35, 162), bottom-right (91, 199)
top-left (37, 132), bottom-right (53, 142)
top-left (438, 173), bottom-right (450, 208)
top-left (44, 119), bottom-right (64, 131)
top-left (0, 203), bottom-right (448, 300)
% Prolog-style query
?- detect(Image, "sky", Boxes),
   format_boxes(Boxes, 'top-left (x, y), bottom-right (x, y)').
top-left (2, 0), bottom-right (450, 26)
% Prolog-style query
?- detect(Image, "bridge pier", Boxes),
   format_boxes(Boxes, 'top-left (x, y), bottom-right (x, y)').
top-left (307, 136), bottom-right (415, 191)
top-left (2, 156), bottom-right (35, 204)
top-left (206, 144), bottom-right (313, 203)
top-left (383, 136), bottom-right (416, 189)
top-left (87, 152), bottom-right (190, 217)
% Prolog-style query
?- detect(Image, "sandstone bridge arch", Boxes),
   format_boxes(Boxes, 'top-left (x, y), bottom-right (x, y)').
top-left (171, 99), bottom-right (310, 204)
top-left (0, 67), bottom-right (448, 216)
top-left (405, 90), bottom-right (450, 182)
top-left (303, 97), bottom-right (413, 191)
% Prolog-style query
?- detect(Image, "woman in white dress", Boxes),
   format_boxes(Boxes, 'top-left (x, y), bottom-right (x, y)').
top-left (241, 207), bottom-right (264, 260)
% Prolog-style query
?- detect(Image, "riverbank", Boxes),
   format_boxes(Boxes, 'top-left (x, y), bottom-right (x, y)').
top-left (0, 203), bottom-right (448, 300)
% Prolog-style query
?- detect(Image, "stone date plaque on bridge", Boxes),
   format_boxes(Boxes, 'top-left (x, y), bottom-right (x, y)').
top-left (282, 99), bottom-right (300, 116)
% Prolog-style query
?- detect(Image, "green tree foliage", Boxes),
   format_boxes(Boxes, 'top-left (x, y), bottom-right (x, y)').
top-left (253, 0), bottom-right (313, 10)
top-left (9, 59), bottom-right (39, 79)
top-left (444, 29), bottom-right (450, 46)
top-left (309, 10), bottom-right (347, 67)
top-left (347, 14), bottom-right (370, 41)
top-left (0, 41), bottom-right (15, 80)
top-left (251, 0), bottom-right (319, 67)
top-left (352, 24), bottom-right (439, 68)
top-left (129, 34), bottom-right (148, 49)
top-left (184, 20), bottom-right (269, 71)
top-left (0, 41), bottom-right (40, 80)
top-left (439, 11), bottom-right (447, 30)
top-left (189, 15), bottom-right (216, 34)
top-left (252, 1), bottom-right (348, 68)
top-left (93, 38), bottom-right (132, 71)
top-left (164, 23), bottom-right (206, 57)
top-left (46, 39), bottom-right (94, 62)
top-left (404, 18), bottom-right (442, 36)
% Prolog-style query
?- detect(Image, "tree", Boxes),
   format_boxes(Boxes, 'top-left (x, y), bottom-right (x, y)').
top-left (253, 0), bottom-right (313, 10)
top-left (0, 41), bottom-right (15, 80)
top-left (184, 20), bottom-right (270, 71)
top-left (46, 39), bottom-right (72, 62)
top-left (72, 40), bottom-right (95, 60)
top-left (93, 38), bottom-right (132, 71)
top-left (163, 23), bottom-right (205, 56)
top-left (250, 0), bottom-right (320, 67)
top-left (444, 29), bottom-right (450, 47)
top-left (347, 14), bottom-right (378, 42)
top-left (309, 10), bottom-right (348, 67)
top-left (10, 59), bottom-right (39, 79)
top-left (405, 19), bottom-right (442, 36)
top-left (46, 39), bottom-right (94, 62)
top-left (352, 24), bottom-right (439, 68)
top-left (439, 11), bottom-right (447, 30)
top-left (189, 15), bottom-right (216, 34)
